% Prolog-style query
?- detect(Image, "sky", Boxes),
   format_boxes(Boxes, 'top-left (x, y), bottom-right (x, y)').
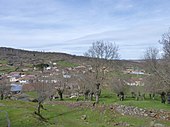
top-left (0, 0), bottom-right (170, 59)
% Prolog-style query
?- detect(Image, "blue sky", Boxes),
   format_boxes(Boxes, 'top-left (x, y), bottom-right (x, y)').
top-left (0, 0), bottom-right (170, 59)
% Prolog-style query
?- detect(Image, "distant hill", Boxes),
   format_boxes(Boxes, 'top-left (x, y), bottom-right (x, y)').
top-left (0, 47), bottom-right (92, 65)
top-left (0, 47), bottom-right (145, 69)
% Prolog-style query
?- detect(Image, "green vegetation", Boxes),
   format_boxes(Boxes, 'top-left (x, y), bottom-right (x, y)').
top-left (0, 60), bottom-right (16, 74)
top-left (1, 99), bottom-right (169, 127)
top-left (57, 60), bottom-right (79, 68)
top-left (117, 99), bottom-right (170, 111)
top-left (24, 63), bottom-right (33, 68)
top-left (25, 91), bottom-right (38, 98)
top-left (0, 65), bottom-right (16, 74)
top-left (0, 60), bottom-right (8, 64)
top-left (34, 63), bottom-right (49, 70)
top-left (109, 71), bottom-right (145, 80)
top-left (100, 90), bottom-right (170, 111)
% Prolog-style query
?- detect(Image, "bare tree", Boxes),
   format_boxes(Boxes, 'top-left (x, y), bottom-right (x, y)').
top-left (84, 41), bottom-right (119, 59)
top-left (83, 69), bottom-right (97, 101)
top-left (143, 75), bottom-right (164, 98)
top-left (160, 28), bottom-right (170, 59)
top-left (84, 41), bottom-right (119, 103)
top-left (66, 70), bottom-right (83, 101)
top-left (144, 31), bottom-right (170, 87)
top-left (144, 29), bottom-right (170, 103)
top-left (143, 47), bottom-right (166, 100)
top-left (110, 78), bottom-right (129, 101)
top-left (0, 76), bottom-right (10, 100)
top-left (144, 47), bottom-right (159, 72)
top-left (34, 73), bottom-right (53, 118)
top-left (54, 69), bottom-right (71, 100)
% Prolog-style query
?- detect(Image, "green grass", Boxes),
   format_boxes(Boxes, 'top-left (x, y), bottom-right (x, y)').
top-left (0, 60), bottom-right (8, 64)
top-left (25, 91), bottom-right (38, 98)
top-left (0, 65), bottom-right (16, 74)
top-left (1, 90), bottom-right (170, 127)
top-left (100, 90), bottom-right (170, 111)
top-left (117, 99), bottom-right (170, 111)
top-left (25, 90), bottom-right (170, 112)
top-left (57, 60), bottom-right (79, 68)
top-left (0, 97), bottom-right (170, 127)
top-left (108, 70), bottom-right (145, 80)
top-left (0, 60), bottom-right (16, 73)
top-left (0, 100), bottom-right (44, 127)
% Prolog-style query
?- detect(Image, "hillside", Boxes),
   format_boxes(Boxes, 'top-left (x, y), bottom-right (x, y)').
top-left (0, 47), bottom-right (145, 68)
top-left (0, 47), bottom-right (91, 65)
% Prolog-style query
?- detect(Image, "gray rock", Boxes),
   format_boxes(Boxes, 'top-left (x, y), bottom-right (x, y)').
top-left (0, 103), bottom-right (5, 106)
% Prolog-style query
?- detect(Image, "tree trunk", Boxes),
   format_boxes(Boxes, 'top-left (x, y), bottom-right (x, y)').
top-left (76, 92), bottom-right (79, 101)
top-left (89, 93), bottom-right (93, 101)
top-left (59, 93), bottom-right (63, 100)
top-left (84, 94), bottom-right (88, 101)
top-left (96, 94), bottom-right (99, 104)
top-left (1, 93), bottom-right (4, 100)
top-left (95, 90), bottom-right (100, 104)
top-left (37, 102), bottom-right (41, 115)
top-left (57, 89), bottom-right (64, 101)
top-left (84, 90), bottom-right (90, 101)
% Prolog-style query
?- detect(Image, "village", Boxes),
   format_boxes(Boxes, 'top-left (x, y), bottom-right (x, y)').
top-left (0, 59), bottom-right (147, 102)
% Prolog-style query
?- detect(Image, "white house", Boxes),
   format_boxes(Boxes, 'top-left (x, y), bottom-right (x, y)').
top-left (10, 77), bottom-right (19, 82)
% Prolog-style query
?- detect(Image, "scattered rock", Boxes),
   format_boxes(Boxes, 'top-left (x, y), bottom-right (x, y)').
top-left (150, 120), bottom-right (165, 127)
top-left (113, 122), bottom-right (130, 126)
top-left (0, 103), bottom-right (5, 106)
top-left (154, 123), bottom-right (165, 127)
top-left (81, 115), bottom-right (87, 120)
top-left (115, 105), bottom-right (170, 121)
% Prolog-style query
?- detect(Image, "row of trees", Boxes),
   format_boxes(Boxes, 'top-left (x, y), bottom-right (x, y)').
top-left (144, 28), bottom-right (170, 103)
top-left (83, 29), bottom-right (170, 103)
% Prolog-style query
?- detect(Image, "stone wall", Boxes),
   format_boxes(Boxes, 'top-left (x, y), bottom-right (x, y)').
top-left (114, 105), bottom-right (170, 121)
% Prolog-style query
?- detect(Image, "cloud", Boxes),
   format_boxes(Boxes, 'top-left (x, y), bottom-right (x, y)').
top-left (0, 0), bottom-right (170, 59)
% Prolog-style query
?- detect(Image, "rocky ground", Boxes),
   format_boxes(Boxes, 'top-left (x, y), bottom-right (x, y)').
top-left (47, 101), bottom-right (170, 126)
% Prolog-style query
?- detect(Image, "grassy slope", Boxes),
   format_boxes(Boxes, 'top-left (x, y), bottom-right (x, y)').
top-left (56, 60), bottom-right (79, 68)
top-left (0, 60), bottom-right (16, 74)
top-left (0, 100), bottom-right (146, 127)
top-left (0, 92), bottom-right (170, 127)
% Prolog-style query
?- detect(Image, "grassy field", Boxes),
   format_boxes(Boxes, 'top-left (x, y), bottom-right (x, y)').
top-left (1, 91), bottom-right (170, 127)
top-left (0, 100), bottom-right (162, 127)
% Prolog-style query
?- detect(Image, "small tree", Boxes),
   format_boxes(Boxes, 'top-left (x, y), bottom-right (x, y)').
top-left (34, 74), bottom-right (53, 118)
top-left (0, 76), bottom-right (10, 100)
top-left (55, 80), bottom-right (65, 101)
top-left (51, 69), bottom-right (70, 101)
top-left (84, 41), bottom-right (119, 103)
top-left (144, 47), bottom-right (159, 72)
top-left (111, 78), bottom-right (128, 101)
top-left (34, 63), bottom-right (49, 72)
top-left (160, 28), bottom-right (170, 59)
top-left (84, 69), bottom-right (99, 102)
top-left (144, 29), bottom-right (170, 102)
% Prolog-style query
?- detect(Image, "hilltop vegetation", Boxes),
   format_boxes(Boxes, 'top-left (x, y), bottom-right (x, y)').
top-left (0, 47), bottom-right (144, 71)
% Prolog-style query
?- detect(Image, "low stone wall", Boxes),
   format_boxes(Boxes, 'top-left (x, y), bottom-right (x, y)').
top-left (47, 101), bottom-right (170, 121)
top-left (114, 105), bottom-right (170, 121)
